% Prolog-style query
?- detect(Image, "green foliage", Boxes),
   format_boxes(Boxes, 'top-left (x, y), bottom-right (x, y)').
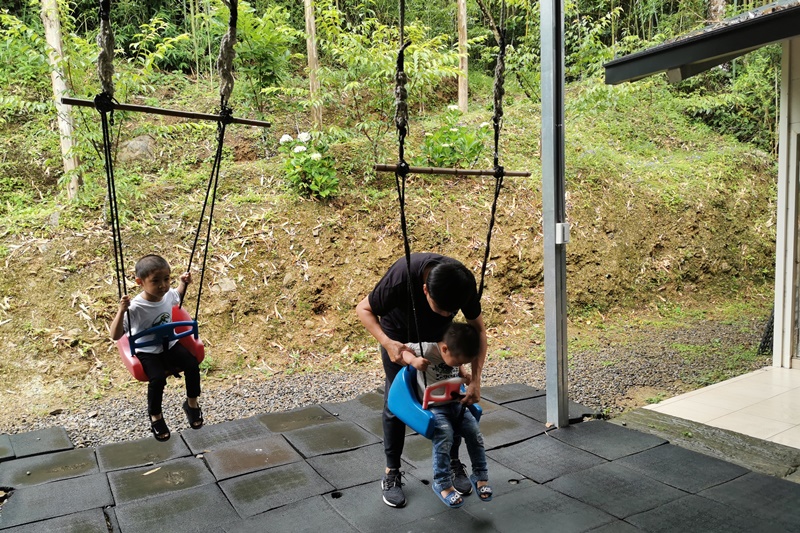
top-left (231, 2), bottom-right (301, 115)
top-left (315, 0), bottom-right (460, 158)
top-left (279, 131), bottom-right (339, 199)
top-left (416, 105), bottom-right (491, 168)
top-left (674, 45), bottom-right (781, 153)
top-left (565, 5), bottom-right (623, 81)
top-left (0, 11), bottom-right (51, 98)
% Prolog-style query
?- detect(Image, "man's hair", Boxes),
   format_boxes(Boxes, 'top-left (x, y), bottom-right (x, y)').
top-left (426, 258), bottom-right (477, 313)
top-left (135, 254), bottom-right (170, 279)
top-left (442, 322), bottom-right (480, 361)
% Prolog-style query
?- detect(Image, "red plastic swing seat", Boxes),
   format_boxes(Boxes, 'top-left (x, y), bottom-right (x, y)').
top-left (117, 305), bottom-right (205, 382)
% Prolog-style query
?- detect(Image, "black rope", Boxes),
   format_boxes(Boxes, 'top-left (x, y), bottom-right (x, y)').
top-left (184, 107), bottom-right (232, 320)
top-left (478, 0), bottom-right (507, 300)
top-left (96, 92), bottom-right (132, 330)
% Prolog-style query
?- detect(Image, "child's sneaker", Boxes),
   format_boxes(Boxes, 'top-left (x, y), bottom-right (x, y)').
top-left (381, 469), bottom-right (406, 507)
top-left (451, 460), bottom-right (473, 495)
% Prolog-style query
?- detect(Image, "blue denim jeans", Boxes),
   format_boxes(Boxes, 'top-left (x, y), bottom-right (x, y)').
top-left (430, 403), bottom-right (488, 493)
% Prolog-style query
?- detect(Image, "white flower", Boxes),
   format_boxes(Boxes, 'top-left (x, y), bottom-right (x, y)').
top-left (293, 145), bottom-right (307, 153)
top-left (480, 122), bottom-right (491, 128)
top-left (279, 134), bottom-right (293, 144)
top-left (298, 131), bottom-right (312, 143)
top-left (450, 128), bottom-right (459, 132)
top-left (310, 152), bottom-right (322, 161)
top-left (447, 104), bottom-right (460, 111)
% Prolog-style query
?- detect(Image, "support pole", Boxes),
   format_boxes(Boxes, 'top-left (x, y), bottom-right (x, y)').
top-left (541, 0), bottom-right (569, 427)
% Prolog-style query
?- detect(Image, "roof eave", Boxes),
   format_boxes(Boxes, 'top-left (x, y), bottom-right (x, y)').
top-left (604, 6), bottom-right (800, 85)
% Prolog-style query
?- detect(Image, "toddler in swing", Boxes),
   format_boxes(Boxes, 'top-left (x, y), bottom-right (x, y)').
top-left (110, 254), bottom-right (203, 441)
top-left (402, 321), bottom-right (492, 508)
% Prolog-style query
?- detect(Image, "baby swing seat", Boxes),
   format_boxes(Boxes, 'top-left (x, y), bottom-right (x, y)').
top-left (388, 365), bottom-right (482, 440)
top-left (118, 306), bottom-right (205, 382)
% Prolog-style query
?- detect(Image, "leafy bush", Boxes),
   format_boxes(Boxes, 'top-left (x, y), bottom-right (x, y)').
top-left (416, 105), bottom-right (490, 168)
top-left (278, 131), bottom-right (339, 199)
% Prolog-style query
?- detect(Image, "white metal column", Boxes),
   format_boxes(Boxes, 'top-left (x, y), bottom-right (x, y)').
top-left (774, 38), bottom-right (800, 368)
top-left (541, 0), bottom-right (569, 427)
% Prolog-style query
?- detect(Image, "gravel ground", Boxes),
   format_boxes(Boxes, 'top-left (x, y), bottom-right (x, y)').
top-left (1, 320), bottom-right (770, 448)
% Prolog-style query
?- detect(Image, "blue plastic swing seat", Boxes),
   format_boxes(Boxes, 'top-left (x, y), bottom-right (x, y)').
top-left (117, 306), bottom-right (205, 382)
top-left (388, 365), bottom-right (482, 440)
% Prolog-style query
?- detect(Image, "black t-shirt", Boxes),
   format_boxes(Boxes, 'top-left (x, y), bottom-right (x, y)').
top-left (368, 253), bottom-right (481, 342)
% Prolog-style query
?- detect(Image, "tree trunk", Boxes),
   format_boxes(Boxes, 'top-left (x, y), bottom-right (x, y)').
top-left (305, 0), bottom-right (322, 128)
top-left (41, 0), bottom-right (82, 199)
top-left (457, 0), bottom-right (468, 112)
top-left (708, 0), bottom-right (726, 22)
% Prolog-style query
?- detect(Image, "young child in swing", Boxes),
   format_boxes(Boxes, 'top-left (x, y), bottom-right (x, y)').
top-left (110, 254), bottom-right (203, 441)
top-left (402, 321), bottom-right (492, 508)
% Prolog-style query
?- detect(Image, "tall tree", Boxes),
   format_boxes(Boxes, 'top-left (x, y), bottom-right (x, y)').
top-left (41, 0), bottom-right (82, 199)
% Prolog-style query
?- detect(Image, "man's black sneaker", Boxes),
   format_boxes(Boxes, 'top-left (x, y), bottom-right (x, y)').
top-left (381, 469), bottom-right (407, 507)
top-left (452, 460), bottom-right (473, 495)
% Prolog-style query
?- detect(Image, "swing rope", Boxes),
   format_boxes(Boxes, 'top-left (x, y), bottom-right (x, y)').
top-left (184, 0), bottom-right (238, 318)
top-left (96, 0), bottom-right (132, 331)
top-left (96, 0), bottom-right (238, 326)
top-left (393, 0), bottom-right (426, 381)
top-left (480, 0), bottom-right (507, 300)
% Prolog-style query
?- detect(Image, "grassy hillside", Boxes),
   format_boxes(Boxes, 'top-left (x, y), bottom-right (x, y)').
top-left (0, 71), bottom-right (776, 417)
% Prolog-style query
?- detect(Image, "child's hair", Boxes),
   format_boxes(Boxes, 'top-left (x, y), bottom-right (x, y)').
top-left (135, 254), bottom-right (170, 279)
top-left (442, 322), bottom-right (480, 361)
top-left (426, 258), bottom-right (477, 313)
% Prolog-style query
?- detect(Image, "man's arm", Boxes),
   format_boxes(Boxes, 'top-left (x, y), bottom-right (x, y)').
top-left (356, 295), bottom-right (408, 364)
top-left (463, 313), bottom-right (487, 404)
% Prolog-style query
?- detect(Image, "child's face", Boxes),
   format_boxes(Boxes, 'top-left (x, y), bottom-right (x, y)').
top-left (136, 268), bottom-right (172, 302)
top-left (439, 343), bottom-right (471, 367)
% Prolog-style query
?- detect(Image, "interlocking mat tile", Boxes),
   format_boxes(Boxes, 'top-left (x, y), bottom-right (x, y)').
top-left (258, 405), bottom-right (337, 433)
top-left (181, 417), bottom-right (273, 455)
top-left (203, 434), bottom-right (302, 481)
top-left (8, 428), bottom-right (72, 458)
top-left (113, 483), bottom-right (240, 533)
top-left (700, 471), bottom-right (800, 532)
top-left (550, 419), bottom-right (666, 460)
top-left (282, 420), bottom-right (380, 458)
top-left (219, 461), bottom-right (334, 517)
top-left (0, 508), bottom-right (109, 533)
top-left (97, 434), bottom-right (191, 472)
top-left (617, 443), bottom-right (749, 493)
top-left (222, 495), bottom-right (358, 533)
top-left (626, 494), bottom-right (788, 533)
top-left (0, 448), bottom-right (97, 488)
top-left (488, 433), bottom-right (606, 483)
top-left (0, 473), bottom-right (112, 529)
top-left (464, 483), bottom-right (617, 533)
top-left (547, 462), bottom-right (685, 519)
top-left (107, 456), bottom-right (216, 504)
top-left (480, 384), bottom-right (546, 404)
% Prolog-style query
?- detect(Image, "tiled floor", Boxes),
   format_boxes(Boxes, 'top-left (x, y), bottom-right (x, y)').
top-left (645, 365), bottom-right (800, 449)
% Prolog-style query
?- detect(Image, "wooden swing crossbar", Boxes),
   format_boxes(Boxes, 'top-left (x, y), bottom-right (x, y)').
top-left (374, 163), bottom-right (529, 177)
top-left (61, 96), bottom-right (270, 128)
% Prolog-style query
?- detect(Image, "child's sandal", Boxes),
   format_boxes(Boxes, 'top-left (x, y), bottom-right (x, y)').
top-left (150, 417), bottom-right (170, 442)
top-left (182, 400), bottom-right (204, 429)
top-left (470, 475), bottom-right (493, 501)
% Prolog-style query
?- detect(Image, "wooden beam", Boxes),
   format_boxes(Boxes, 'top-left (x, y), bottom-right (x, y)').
top-left (61, 97), bottom-right (271, 128)
top-left (374, 163), bottom-right (529, 177)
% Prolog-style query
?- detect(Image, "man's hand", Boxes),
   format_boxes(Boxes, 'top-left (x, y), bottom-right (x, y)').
top-left (386, 340), bottom-right (411, 365)
top-left (461, 380), bottom-right (481, 405)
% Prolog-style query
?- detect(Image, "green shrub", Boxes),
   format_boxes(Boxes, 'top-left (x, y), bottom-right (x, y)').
top-left (279, 131), bottom-right (339, 199)
top-left (416, 105), bottom-right (490, 168)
